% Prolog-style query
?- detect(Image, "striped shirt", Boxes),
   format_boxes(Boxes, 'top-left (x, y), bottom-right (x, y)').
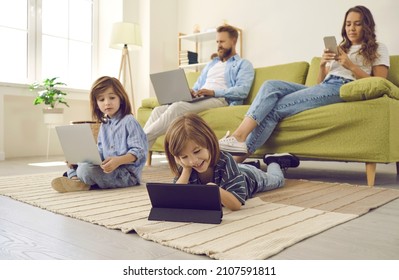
top-left (174, 151), bottom-right (249, 205)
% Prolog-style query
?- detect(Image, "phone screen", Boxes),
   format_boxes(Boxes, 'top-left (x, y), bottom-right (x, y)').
top-left (323, 36), bottom-right (338, 55)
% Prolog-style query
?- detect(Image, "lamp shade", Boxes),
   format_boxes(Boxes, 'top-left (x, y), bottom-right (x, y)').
top-left (110, 22), bottom-right (142, 49)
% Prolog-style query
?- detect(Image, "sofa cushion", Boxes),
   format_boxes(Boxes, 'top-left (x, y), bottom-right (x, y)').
top-left (186, 71), bottom-right (201, 87)
top-left (137, 106), bottom-right (153, 127)
top-left (141, 97), bottom-right (159, 108)
top-left (340, 77), bottom-right (399, 101)
top-left (305, 57), bottom-right (321, 86)
top-left (245, 61), bottom-right (309, 104)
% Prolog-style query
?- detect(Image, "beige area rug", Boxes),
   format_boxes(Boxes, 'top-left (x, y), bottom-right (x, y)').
top-left (1, 164), bottom-right (399, 260)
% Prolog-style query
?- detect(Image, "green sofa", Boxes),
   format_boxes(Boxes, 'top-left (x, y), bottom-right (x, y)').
top-left (137, 56), bottom-right (399, 186)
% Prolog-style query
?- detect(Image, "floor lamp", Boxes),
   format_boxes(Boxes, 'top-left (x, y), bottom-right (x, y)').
top-left (110, 22), bottom-right (141, 113)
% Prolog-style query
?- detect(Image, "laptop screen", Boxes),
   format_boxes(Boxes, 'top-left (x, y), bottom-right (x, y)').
top-left (150, 69), bottom-right (193, 105)
top-left (146, 182), bottom-right (223, 224)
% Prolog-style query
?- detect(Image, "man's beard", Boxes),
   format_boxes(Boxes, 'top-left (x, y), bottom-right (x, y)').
top-left (218, 47), bottom-right (232, 60)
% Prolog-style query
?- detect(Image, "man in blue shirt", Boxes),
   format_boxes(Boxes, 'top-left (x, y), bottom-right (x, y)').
top-left (143, 25), bottom-right (254, 149)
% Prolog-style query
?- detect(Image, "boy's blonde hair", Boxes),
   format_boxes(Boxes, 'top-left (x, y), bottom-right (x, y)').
top-left (164, 113), bottom-right (220, 176)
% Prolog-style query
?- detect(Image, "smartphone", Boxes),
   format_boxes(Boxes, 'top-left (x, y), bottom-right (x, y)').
top-left (323, 36), bottom-right (338, 56)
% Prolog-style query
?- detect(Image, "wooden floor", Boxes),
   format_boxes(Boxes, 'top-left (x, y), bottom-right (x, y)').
top-left (1, 156), bottom-right (398, 260)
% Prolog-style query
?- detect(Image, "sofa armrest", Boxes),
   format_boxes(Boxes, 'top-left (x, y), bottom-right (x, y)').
top-left (141, 97), bottom-right (160, 109)
top-left (137, 97), bottom-right (159, 127)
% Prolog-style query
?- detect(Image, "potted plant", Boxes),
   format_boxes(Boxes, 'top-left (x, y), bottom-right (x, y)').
top-left (29, 77), bottom-right (69, 124)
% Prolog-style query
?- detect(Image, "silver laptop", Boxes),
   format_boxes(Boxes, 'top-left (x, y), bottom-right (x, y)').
top-left (150, 68), bottom-right (210, 105)
top-left (55, 124), bottom-right (103, 165)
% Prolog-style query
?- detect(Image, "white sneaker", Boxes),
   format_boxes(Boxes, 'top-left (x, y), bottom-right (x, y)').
top-left (218, 131), bottom-right (248, 154)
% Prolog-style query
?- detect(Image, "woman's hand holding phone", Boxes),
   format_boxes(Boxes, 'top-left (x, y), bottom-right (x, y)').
top-left (335, 49), bottom-right (356, 71)
top-left (321, 36), bottom-right (338, 67)
top-left (323, 36), bottom-right (338, 56)
top-left (320, 48), bottom-right (337, 68)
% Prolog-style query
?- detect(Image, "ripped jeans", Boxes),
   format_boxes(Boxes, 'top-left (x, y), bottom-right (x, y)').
top-left (245, 75), bottom-right (352, 153)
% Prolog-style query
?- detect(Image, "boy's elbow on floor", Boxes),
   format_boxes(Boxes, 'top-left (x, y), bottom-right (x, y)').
top-left (223, 201), bottom-right (242, 211)
top-left (228, 204), bottom-right (242, 211)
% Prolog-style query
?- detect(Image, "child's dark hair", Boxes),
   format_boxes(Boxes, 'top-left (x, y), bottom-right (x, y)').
top-left (89, 76), bottom-right (132, 121)
top-left (164, 113), bottom-right (220, 176)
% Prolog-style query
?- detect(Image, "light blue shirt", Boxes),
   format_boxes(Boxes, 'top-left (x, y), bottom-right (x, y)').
top-left (97, 113), bottom-right (148, 181)
top-left (192, 54), bottom-right (254, 106)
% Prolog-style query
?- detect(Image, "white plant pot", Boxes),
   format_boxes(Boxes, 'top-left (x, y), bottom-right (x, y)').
top-left (43, 108), bottom-right (64, 125)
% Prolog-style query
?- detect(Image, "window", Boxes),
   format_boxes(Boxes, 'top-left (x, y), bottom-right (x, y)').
top-left (0, 0), bottom-right (28, 84)
top-left (0, 0), bottom-right (96, 89)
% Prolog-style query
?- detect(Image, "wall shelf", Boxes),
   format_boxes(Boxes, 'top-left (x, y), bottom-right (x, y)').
top-left (178, 26), bottom-right (242, 71)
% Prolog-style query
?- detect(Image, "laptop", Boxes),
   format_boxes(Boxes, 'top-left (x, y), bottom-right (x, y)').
top-left (150, 68), bottom-right (210, 105)
top-left (146, 182), bottom-right (223, 224)
top-left (55, 123), bottom-right (103, 165)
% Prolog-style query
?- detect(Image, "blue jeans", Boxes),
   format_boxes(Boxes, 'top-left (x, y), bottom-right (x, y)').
top-left (245, 75), bottom-right (352, 153)
top-left (238, 162), bottom-right (284, 197)
top-left (67, 163), bottom-right (140, 189)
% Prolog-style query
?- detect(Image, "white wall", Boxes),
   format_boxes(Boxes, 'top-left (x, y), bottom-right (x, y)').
top-left (97, 0), bottom-right (123, 78)
top-left (148, 0), bottom-right (178, 98)
top-left (175, 0), bottom-right (399, 68)
top-left (0, 83), bottom-right (91, 159)
top-left (3, 94), bottom-right (90, 158)
top-left (97, 0), bottom-right (142, 113)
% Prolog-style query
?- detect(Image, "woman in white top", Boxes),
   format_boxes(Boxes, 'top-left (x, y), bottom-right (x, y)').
top-left (219, 5), bottom-right (390, 162)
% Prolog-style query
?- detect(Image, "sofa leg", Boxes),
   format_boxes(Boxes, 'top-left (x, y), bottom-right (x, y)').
top-left (396, 162), bottom-right (399, 175)
top-left (365, 162), bottom-right (376, 187)
top-left (146, 151), bottom-right (152, 166)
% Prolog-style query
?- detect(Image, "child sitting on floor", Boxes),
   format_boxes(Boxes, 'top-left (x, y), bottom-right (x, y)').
top-left (164, 113), bottom-right (299, 210)
top-left (52, 76), bottom-right (148, 192)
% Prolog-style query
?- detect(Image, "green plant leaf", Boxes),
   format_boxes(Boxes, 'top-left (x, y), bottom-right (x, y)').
top-left (28, 77), bottom-right (69, 108)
